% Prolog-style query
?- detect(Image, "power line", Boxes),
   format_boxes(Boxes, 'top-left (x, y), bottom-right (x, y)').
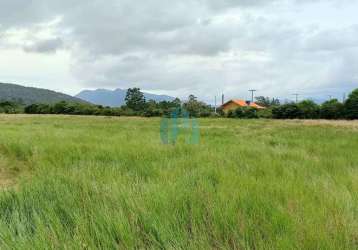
top-left (248, 89), bottom-right (257, 102)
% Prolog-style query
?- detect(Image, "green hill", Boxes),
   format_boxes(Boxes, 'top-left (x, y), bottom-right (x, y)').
top-left (0, 82), bottom-right (87, 105)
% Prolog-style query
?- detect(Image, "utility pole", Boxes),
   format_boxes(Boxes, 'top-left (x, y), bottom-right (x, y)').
top-left (248, 89), bottom-right (257, 103)
top-left (328, 95), bottom-right (333, 100)
top-left (292, 93), bottom-right (299, 103)
top-left (343, 93), bottom-right (346, 103)
top-left (222, 94), bottom-right (225, 105)
top-left (214, 96), bottom-right (217, 114)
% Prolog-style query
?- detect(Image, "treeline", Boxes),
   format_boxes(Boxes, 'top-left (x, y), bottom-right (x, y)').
top-left (24, 102), bottom-right (122, 116)
top-left (121, 88), bottom-right (214, 117)
top-left (1, 87), bottom-right (358, 120)
top-left (0, 101), bottom-right (24, 114)
top-left (227, 88), bottom-right (358, 120)
top-left (0, 87), bottom-right (214, 117)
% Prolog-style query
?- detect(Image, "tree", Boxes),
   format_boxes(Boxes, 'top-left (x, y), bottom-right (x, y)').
top-left (183, 95), bottom-right (213, 117)
top-left (52, 101), bottom-right (69, 114)
top-left (257, 108), bottom-right (273, 119)
top-left (344, 88), bottom-right (358, 119)
top-left (172, 98), bottom-right (182, 108)
top-left (24, 103), bottom-right (51, 114)
top-left (255, 96), bottom-right (280, 107)
top-left (226, 107), bottom-right (259, 119)
top-left (320, 99), bottom-right (343, 119)
top-left (0, 101), bottom-right (22, 114)
top-left (242, 107), bottom-right (258, 118)
top-left (24, 104), bottom-right (40, 114)
top-left (272, 103), bottom-right (301, 119)
top-left (144, 100), bottom-right (162, 117)
top-left (125, 88), bottom-right (146, 112)
top-left (271, 98), bottom-right (280, 107)
top-left (298, 100), bottom-right (319, 119)
top-left (183, 95), bottom-right (201, 117)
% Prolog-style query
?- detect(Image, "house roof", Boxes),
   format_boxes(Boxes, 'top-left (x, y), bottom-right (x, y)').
top-left (222, 99), bottom-right (265, 109)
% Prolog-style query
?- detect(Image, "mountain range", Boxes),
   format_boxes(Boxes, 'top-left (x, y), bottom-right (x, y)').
top-left (76, 88), bottom-right (175, 107)
top-left (0, 82), bottom-right (86, 105)
top-left (0, 82), bottom-right (175, 107)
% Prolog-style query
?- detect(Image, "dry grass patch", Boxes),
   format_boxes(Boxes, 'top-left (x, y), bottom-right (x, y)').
top-left (0, 171), bottom-right (16, 189)
top-left (0, 156), bottom-right (26, 190)
top-left (284, 119), bottom-right (358, 128)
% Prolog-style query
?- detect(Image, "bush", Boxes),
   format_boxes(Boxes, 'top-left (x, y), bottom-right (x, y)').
top-left (144, 108), bottom-right (163, 117)
top-left (217, 107), bottom-right (225, 117)
top-left (320, 99), bottom-right (344, 119)
top-left (243, 107), bottom-right (258, 119)
top-left (227, 110), bottom-right (235, 118)
top-left (344, 89), bottom-right (358, 119)
top-left (298, 100), bottom-right (319, 119)
top-left (257, 108), bottom-right (273, 119)
top-left (272, 103), bottom-right (301, 119)
top-left (234, 107), bottom-right (244, 118)
top-left (0, 101), bottom-right (23, 114)
top-left (119, 107), bottom-right (137, 116)
top-left (24, 103), bottom-right (51, 114)
top-left (24, 101), bottom-right (122, 117)
top-left (199, 111), bottom-right (212, 118)
top-left (227, 107), bottom-right (258, 119)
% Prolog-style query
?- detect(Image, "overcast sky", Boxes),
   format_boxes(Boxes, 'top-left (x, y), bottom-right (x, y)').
top-left (1, 0), bottom-right (358, 102)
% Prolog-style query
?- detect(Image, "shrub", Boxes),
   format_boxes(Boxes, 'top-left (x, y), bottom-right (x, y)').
top-left (227, 110), bottom-right (235, 118)
top-left (119, 107), bottom-right (137, 116)
top-left (52, 101), bottom-right (68, 114)
top-left (199, 111), bottom-right (212, 118)
top-left (0, 101), bottom-right (23, 114)
top-left (217, 107), bottom-right (225, 117)
top-left (24, 104), bottom-right (39, 114)
top-left (272, 103), bottom-right (301, 119)
top-left (242, 107), bottom-right (258, 119)
top-left (320, 99), bottom-right (344, 119)
top-left (144, 108), bottom-right (163, 117)
top-left (234, 107), bottom-right (244, 118)
top-left (227, 107), bottom-right (258, 119)
top-left (24, 101), bottom-right (121, 116)
top-left (298, 100), bottom-right (319, 119)
top-left (344, 88), bottom-right (358, 119)
top-left (257, 108), bottom-right (273, 119)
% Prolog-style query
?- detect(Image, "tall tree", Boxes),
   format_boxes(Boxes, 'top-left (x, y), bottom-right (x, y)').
top-left (183, 95), bottom-right (201, 117)
top-left (183, 95), bottom-right (213, 117)
top-left (298, 100), bottom-right (319, 119)
top-left (320, 99), bottom-right (343, 119)
top-left (125, 88), bottom-right (146, 112)
top-left (344, 88), bottom-right (358, 119)
top-left (255, 96), bottom-right (280, 107)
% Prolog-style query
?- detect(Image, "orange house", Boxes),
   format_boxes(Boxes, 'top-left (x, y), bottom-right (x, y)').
top-left (221, 99), bottom-right (265, 113)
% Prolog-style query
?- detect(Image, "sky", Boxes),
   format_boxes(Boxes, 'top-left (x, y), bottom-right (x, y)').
top-left (1, 0), bottom-right (358, 103)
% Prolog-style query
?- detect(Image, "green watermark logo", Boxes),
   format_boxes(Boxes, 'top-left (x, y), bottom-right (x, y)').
top-left (160, 108), bottom-right (200, 145)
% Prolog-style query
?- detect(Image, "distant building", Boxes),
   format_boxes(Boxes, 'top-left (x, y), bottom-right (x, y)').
top-left (221, 99), bottom-right (265, 113)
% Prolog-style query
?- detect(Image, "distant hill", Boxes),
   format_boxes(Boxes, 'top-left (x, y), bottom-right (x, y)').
top-left (76, 88), bottom-right (175, 107)
top-left (0, 82), bottom-right (87, 105)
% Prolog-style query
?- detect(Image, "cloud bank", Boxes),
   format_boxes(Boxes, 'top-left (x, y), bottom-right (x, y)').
top-left (0, 0), bottom-right (357, 102)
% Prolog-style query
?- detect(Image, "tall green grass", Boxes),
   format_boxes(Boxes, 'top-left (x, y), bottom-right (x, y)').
top-left (0, 115), bottom-right (357, 249)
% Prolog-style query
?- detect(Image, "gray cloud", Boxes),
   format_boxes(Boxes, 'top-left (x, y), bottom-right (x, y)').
top-left (0, 0), bottom-right (357, 101)
top-left (24, 38), bottom-right (64, 53)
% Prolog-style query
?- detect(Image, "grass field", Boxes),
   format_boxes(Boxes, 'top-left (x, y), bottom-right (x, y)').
top-left (0, 115), bottom-right (357, 249)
